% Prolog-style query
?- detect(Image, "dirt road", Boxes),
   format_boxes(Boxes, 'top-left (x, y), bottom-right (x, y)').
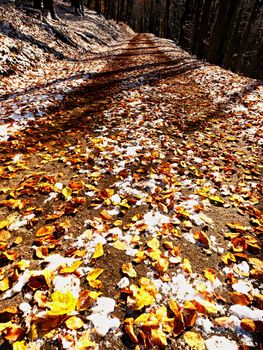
top-left (0, 34), bottom-right (262, 350)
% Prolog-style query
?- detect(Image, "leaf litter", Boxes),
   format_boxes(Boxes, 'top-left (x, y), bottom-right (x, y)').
top-left (0, 11), bottom-right (262, 350)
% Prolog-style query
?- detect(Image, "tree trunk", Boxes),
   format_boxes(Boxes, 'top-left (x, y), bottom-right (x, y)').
top-left (43, 0), bottom-right (59, 19)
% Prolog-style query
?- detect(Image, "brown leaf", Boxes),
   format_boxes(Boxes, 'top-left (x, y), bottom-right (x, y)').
top-left (194, 231), bottom-right (210, 248)
top-left (230, 292), bottom-right (252, 306)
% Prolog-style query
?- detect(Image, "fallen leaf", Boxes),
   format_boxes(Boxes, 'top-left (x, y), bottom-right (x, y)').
top-left (194, 231), bottom-right (210, 248)
top-left (92, 243), bottom-right (104, 259)
top-left (47, 290), bottom-right (77, 315)
top-left (35, 225), bottom-right (55, 237)
top-left (240, 318), bottom-right (256, 332)
top-left (59, 260), bottom-right (82, 274)
top-left (203, 268), bottom-right (217, 282)
top-left (65, 316), bottom-right (84, 330)
top-left (184, 331), bottom-right (205, 350)
top-left (122, 263), bottom-right (137, 277)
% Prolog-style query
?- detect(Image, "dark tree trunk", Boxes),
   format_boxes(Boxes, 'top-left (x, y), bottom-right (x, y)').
top-left (43, 0), bottom-right (59, 19)
top-left (234, 0), bottom-right (262, 72)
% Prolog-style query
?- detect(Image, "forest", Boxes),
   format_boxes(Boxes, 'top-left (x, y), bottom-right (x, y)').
top-left (86, 0), bottom-right (263, 80)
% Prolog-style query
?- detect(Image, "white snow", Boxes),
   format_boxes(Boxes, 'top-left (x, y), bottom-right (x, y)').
top-left (205, 336), bottom-right (238, 350)
top-left (87, 297), bottom-right (120, 336)
top-left (44, 254), bottom-right (77, 271)
top-left (52, 275), bottom-right (81, 299)
top-left (229, 305), bottom-right (263, 321)
top-left (117, 277), bottom-right (130, 288)
top-left (232, 280), bottom-right (251, 294)
top-left (143, 210), bottom-right (170, 231)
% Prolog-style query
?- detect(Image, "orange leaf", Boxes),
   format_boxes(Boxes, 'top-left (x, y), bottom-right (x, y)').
top-left (35, 225), bottom-right (55, 237)
top-left (0, 230), bottom-right (10, 242)
top-left (124, 318), bottom-right (138, 344)
top-left (194, 231), bottom-right (210, 248)
top-left (230, 292), bottom-right (252, 306)
top-left (100, 210), bottom-right (112, 220)
top-left (241, 318), bottom-right (256, 332)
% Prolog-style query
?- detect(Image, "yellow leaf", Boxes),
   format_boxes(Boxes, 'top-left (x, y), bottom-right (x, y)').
top-left (14, 236), bottom-right (23, 245)
top-left (88, 279), bottom-right (102, 289)
top-left (152, 257), bottom-right (169, 273)
top-left (203, 268), bottom-right (217, 282)
top-left (135, 313), bottom-right (157, 327)
top-left (182, 258), bottom-right (192, 273)
top-left (35, 225), bottom-right (55, 237)
top-left (147, 237), bottom-right (160, 250)
top-left (76, 332), bottom-right (96, 349)
top-left (113, 220), bottom-right (122, 226)
top-left (0, 321), bottom-right (12, 331)
top-left (87, 268), bottom-right (104, 282)
top-left (100, 209), bottom-right (112, 220)
top-left (0, 220), bottom-right (10, 229)
top-left (65, 316), bottom-right (84, 330)
top-left (148, 249), bottom-right (161, 261)
top-left (196, 299), bottom-right (219, 315)
top-left (122, 263), bottom-right (137, 277)
top-left (62, 186), bottom-right (72, 200)
top-left (112, 240), bottom-right (127, 250)
top-left (0, 277), bottom-right (9, 292)
top-left (87, 268), bottom-right (104, 288)
top-left (183, 331), bottom-right (205, 350)
top-left (129, 287), bottom-right (155, 310)
top-left (254, 294), bottom-right (263, 308)
top-left (47, 290), bottom-right (77, 315)
top-left (248, 258), bottom-right (263, 269)
top-left (42, 270), bottom-right (55, 287)
top-left (92, 243), bottom-right (104, 259)
top-left (60, 260), bottom-right (82, 274)
top-left (221, 252), bottom-right (236, 265)
top-left (133, 250), bottom-right (146, 263)
top-left (13, 341), bottom-right (27, 350)
top-left (208, 195), bottom-right (224, 204)
top-left (163, 241), bottom-right (174, 250)
top-left (226, 222), bottom-right (249, 232)
top-left (29, 322), bottom-right (38, 341)
top-left (151, 328), bottom-right (167, 347)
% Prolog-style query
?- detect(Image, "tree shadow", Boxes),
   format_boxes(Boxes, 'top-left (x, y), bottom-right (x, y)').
top-left (183, 80), bottom-right (262, 133)
top-left (0, 54), bottom-right (206, 155)
top-left (2, 34), bottom-right (261, 155)
top-left (0, 20), bottom-right (68, 59)
top-left (0, 55), bottom-right (195, 102)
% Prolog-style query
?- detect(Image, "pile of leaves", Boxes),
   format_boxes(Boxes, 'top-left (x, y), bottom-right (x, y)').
top-left (0, 14), bottom-right (262, 350)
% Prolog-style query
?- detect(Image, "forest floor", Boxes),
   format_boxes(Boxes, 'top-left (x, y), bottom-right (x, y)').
top-left (0, 3), bottom-right (263, 350)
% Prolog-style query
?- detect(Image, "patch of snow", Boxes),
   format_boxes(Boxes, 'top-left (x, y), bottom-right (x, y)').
top-left (205, 336), bottom-right (238, 350)
top-left (52, 275), bottom-right (80, 299)
top-left (229, 305), bottom-right (263, 321)
top-left (87, 297), bottom-right (120, 337)
top-left (232, 280), bottom-right (251, 294)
